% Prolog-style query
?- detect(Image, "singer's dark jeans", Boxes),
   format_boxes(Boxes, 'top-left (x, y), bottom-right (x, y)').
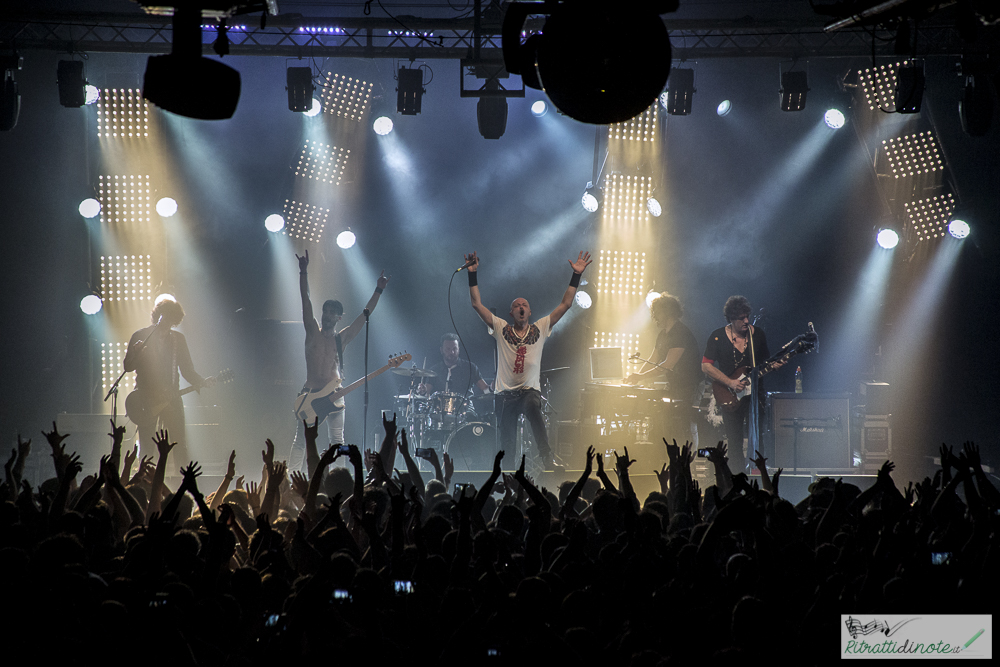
top-left (496, 388), bottom-right (551, 460)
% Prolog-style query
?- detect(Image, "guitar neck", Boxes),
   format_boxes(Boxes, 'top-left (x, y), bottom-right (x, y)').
top-left (334, 364), bottom-right (395, 399)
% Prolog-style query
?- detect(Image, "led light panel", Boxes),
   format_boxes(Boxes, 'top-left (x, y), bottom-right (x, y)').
top-left (858, 63), bottom-right (904, 112)
top-left (294, 140), bottom-right (350, 185)
top-left (882, 131), bottom-right (944, 178)
top-left (603, 174), bottom-right (655, 225)
top-left (595, 249), bottom-right (646, 296)
top-left (98, 175), bottom-right (152, 225)
top-left (319, 73), bottom-right (374, 121)
top-left (609, 104), bottom-right (657, 142)
top-left (904, 192), bottom-right (955, 242)
top-left (102, 342), bottom-right (137, 394)
top-left (97, 88), bottom-right (149, 138)
top-left (100, 254), bottom-right (154, 303)
top-left (282, 199), bottom-right (328, 243)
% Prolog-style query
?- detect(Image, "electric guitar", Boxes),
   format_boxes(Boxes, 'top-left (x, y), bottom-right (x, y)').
top-left (293, 353), bottom-right (411, 424)
top-left (125, 369), bottom-right (234, 428)
top-left (712, 324), bottom-right (817, 413)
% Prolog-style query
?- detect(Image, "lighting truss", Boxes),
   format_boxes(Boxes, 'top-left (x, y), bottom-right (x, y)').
top-left (595, 249), bottom-right (646, 297)
top-left (319, 72), bottom-right (373, 121)
top-left (282, 199), bottom-right (328, 243)
top-left (101, 342), bottom-right (136, 395)
top-left (609, 103), bottom-right (657, 142)
top-left (603, 174), bottom-right (655, 225)
top-left (858, 62), bottom-right (904, 112)
top-left (592, 331), bottom-right (641, 369)
top-left (100, 254), bottom-right (154, 303)
top-left (904, 192), bottom-right (955, 242)
top-left (294, 139), bottom-right (350, 185)
top-left (97, 88), bottom-right (149, 138)
top-left (881, 131), bottom-right (944, 178)
top-left (98, 174), bottom-right (152, 225)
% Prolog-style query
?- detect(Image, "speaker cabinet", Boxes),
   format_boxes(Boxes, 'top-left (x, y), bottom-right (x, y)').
top-left (769, 393), bottom-right (851, 470)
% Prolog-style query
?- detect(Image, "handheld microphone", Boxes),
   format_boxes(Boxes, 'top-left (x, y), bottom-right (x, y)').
top-left (455, 258), bottom-right (475, 273)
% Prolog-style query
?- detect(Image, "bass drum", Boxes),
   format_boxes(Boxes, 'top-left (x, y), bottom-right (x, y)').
top-left (444, 422), bottom-right (498, 471)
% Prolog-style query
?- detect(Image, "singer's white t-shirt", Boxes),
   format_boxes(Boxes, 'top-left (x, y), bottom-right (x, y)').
top-left (488, 314), bottom-right (551, 392)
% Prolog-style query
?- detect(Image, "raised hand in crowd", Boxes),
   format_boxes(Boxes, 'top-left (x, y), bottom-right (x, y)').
top-left (303, 417), bottom-right (320, 478)
top-left (397, 428), bottom-right (424, 500)
top-left (210, 449), bottom-right (238, 512)
top-left (246, 480), bottom-right (262, 517)
top-left (595, 446), bottom-right (616, 492)
top-left (130, 455), bottom-right (154, 486)
top-left (147, 428), bottom-right (175, 520)
top-left (108, 418), bottom-right (127, 474)
top-left (753, 450), bottom-right (774, 494)
top-left (561, 446), bottom-right (594, 520)
top-left (705, 441), bottom-right (732, 495)
top-left (42, 421), bottom-right (72, 480)
top-left (415, 443), bottom-right (445, 485)
top-left (443, 451), bottom-right (455, 488)
top-left (120, 444), bottom-right (138, 485)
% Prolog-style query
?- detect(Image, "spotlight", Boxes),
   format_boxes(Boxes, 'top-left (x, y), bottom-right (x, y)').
top-left (662, 68), bottom-right (695, 116)
top-left (948, 219), bottom-right (970, 239)
top-left (894, 62), bottom-right (924, 114)
top-left (264, 214), bottom-right (285, 232)
top-left (79, 198), bottom-right (101, 218)
top-left (477, 80), bottom-right (509, 140)
top-left (155, 197), bottom-right (178, 217)
top-left (824, 108), bottom-right (846, 129)
top-left (716, 100), bottom-right (731, 116)
top-left (373, 116), bottom-right (393, 135)
top-left (154, 293), bottom-right (177, 306)
top-left (304, 97), bottom-right (322, 117)
top-left (645, 290), bottom-right (660, 309)
top-left (780, 70), bottom-right (809, 112)
top-left (336, 229), bottom-right (357, 249)
top-left (647, 197), bottom-right (662, 217)
top-left (1, 52), bottom-right (21, 132)
top-left (287, 66), bottom-right (314, 112)
top-left (80, 294), bottom-right (103, 315)
top-left (877, 229), bottom-right (899, 249)
top-left (574, 291), bottom-right (592, 309)
top-left (396, 67), bottom-right (424, 115)
top-left (581, 183), bottom-right (599, 213)
top-left (960, 72), bottom-right (994, 137)
top-left (501, 2), bottom-right (676, 124)
top-left (57, 60), bottom-right (86, 107)
top-left (85, 84), bottom-right (100, 105)
top-left (531, 100), bottom-right (547, 117)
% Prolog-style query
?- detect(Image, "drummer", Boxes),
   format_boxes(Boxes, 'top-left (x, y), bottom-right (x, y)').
top-left (418, 334), bottom-right (491, 398)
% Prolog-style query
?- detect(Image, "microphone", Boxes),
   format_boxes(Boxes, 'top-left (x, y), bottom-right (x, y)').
top-left (455, 258), bottom-right (475, 273)
top-left (363, 308), bottom-right (371, 318)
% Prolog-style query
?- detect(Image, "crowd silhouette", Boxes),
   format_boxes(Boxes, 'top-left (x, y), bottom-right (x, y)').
top-left (2, 414), bottom-right (995, 664)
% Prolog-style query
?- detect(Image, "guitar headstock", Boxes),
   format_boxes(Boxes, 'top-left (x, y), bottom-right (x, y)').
top-left (216, 368), bottom-right (235, 384)
top-left (388, 352), bottom-right (412, 368)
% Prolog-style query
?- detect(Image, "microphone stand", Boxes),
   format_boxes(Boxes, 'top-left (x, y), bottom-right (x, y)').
top-left (363, 308), bottom-right (370, 453)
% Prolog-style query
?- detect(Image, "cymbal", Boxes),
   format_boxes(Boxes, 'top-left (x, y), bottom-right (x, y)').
top-left (391, 366), bottom-right (437, 378)
top-left (395, 393), bottom-right (428, 401)
top-left (540, 366), bottom-right (570, 374)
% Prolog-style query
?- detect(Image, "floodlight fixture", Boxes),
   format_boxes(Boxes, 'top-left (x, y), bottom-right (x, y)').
top-left (780, 70), bottom-right (809, 112)
top-left (825, 108), bottom-right (846, 129)
top-left (264, 214), bottom-right (285, 232)
top-left (894, 62), bottom-right (924, 114)
top-left (397, 67), bottom-right (424, 115)
top-left (156, 197), bottom-right (178, 217)
top-left (663, 68), bottom-right (695, 116)
top-left (373, 116), bottom-right (393, 135)
top-left (79, 198), bottom-right (101, 218)
top-left (477, 80), bottom-right (509, 139)
top-left (57, 60), bottom-right (86, 107)
top-left (647, 197), bottom-right (662, 218)
top-left (287, 66), bottom-right (315, 112)
top-left (575, 291), bottom-right (593, 309)
top-left (960, 72), bottom-right (994, 136)
top-left (80, 294), bottom-right (103, 315)
top-left (582, 183), bottom-right (599, 213)
top-left (85, 85), bottom-right (100, 105)
top-left (716, 99), bottom-right (731, 116)
top-left (337, 229), bottom-right (357, 249)
top-left (1, 52), bottom-right (21, 131)
top-left (948, 219), bottom-right (970, 239)
top-left (501, 1), bottom-right (677, 124)
top-left (304, 97), bottom-right (321, 117)
top-left (531, 100), bottom-right (547, 117)
top-left (877, 229), bottom-right (899, 249)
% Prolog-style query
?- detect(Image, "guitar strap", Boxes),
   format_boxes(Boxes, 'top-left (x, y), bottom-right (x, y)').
top-left (335, 332), bottom-right (344, 374)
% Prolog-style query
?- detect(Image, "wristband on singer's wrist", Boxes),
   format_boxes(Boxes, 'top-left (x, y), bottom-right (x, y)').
top-left (375, 286), bottom-right (383, 294)
top-left (569, 271), bottom-right (581, 288)
top-left (468, 271), bottom-right (478, 287)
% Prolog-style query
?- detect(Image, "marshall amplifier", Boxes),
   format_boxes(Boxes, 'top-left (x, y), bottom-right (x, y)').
top-left (768, 393), bottom-right (851, 471)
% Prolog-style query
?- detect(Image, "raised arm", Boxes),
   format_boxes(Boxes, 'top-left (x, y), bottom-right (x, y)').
top-left (339, 271), bottom-right (390, 346)
top-left (297, 250), bottom-right (319, 334)
top-left (466, 252), bottom-right (494, 326)
top-left (548, 251), bottom-right (592, 327)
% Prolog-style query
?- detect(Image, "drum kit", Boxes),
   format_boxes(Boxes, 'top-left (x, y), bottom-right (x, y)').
top-left (390, 365), bottom-right (497, 471)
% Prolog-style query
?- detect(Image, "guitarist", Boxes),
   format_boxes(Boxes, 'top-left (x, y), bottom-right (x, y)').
top-left (123, 297), bottom-right (215, 462)
top-left (290, 249), bottom-right (390, 472)
top-left (701, 295), bottom-right (781, 473)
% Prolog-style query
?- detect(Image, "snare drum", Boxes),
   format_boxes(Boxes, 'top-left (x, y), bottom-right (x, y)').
top-left (445, 422), bottom-right (498, 471)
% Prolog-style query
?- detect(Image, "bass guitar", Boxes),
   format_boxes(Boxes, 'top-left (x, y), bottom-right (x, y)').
top-left (712, 324), bottom-right (817, 413)
top-left (125, 369), bottom-right (234, 428)
top-left (293, 353), bottom-right (411, 425)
